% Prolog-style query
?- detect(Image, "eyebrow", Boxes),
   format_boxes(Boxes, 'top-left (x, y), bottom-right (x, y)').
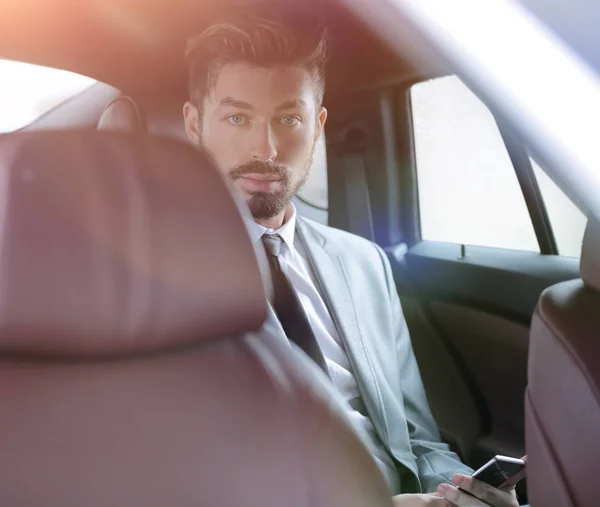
top-left (275, 99), bottom-right (309, 111)
top-left (218, 97), bottom-right (309, 111)
top-left (219, 97), bottom-right (255, 110)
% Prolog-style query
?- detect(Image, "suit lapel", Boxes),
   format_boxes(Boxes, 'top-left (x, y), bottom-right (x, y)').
top-left (263, 302), bottom-right (290, 345)
top-left (295, 218), bottom-right (379, 405)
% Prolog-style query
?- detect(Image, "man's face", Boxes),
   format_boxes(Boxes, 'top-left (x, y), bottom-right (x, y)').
top-left (184, 62), bottom-right (327, 221)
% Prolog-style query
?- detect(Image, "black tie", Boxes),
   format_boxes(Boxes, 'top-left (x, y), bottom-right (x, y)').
top-left (261, 234), bottom-right (329, 374)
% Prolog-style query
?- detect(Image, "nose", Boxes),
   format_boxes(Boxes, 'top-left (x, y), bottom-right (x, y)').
top-left (250, 122), bottom-right (278, 162)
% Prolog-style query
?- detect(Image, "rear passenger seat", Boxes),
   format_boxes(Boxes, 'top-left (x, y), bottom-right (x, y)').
top-left (97, 95), bottom-right (146, 132)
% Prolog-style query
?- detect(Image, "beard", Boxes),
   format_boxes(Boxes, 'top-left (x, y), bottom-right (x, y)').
top-left (200, 140), bottom-right (316, 221)
top-left (228, 158), bottom-right (312, 220)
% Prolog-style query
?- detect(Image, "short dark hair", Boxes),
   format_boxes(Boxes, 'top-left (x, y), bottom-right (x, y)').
top-left (186, 16), bottom-right (328, 108)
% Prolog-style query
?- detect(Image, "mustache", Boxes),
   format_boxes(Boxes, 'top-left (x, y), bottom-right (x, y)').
top-left (229, 161), bottom-right (288, 180)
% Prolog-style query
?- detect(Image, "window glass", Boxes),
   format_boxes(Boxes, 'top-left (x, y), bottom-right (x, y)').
top-left (411, 75), bottom-right (539, 252)
top-left (0, 59), bottom-right (96, 133)
top-left (531, 158), bottom-right (587, 257)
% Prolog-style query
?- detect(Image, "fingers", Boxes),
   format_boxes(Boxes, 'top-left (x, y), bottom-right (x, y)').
top-left (511, 454), bottom-right (527, 488)
top-left (425, 494), bottom-right (449, 506)
top-left (391, 493), bottom-right (448, 506)
top-left (436, 483), bottom-right (489, 506)
top-left (499, 456), bottom-right (527, 491)
top-left (437, 474), bottom-right (519, 507)
top-left (499, 467), bottom-right (526, 491)
top-left (424, 493), bottom-right (449, 506)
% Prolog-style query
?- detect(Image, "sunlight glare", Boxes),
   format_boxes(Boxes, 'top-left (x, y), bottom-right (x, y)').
top-left (0, 60), bottom-right (96, 133)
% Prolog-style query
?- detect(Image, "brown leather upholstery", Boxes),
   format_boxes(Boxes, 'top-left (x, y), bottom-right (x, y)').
top-left (97, 96), bottom-right (145, 131)
top-left (0, 131), bottom-right (391, 507)
top-left (145, 101), bottom-right (190, 142)
top-left (0, 132), bottom-right (266, 357)
top-left (525, 218), bottom-right (600, 507)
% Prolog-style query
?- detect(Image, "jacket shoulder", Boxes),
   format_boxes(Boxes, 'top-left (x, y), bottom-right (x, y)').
top-left (299, 217), bottom-right (383, 261)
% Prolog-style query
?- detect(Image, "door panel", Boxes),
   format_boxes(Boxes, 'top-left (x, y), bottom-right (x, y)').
top-left (429, 301), bottom-right (529, 460)
top-left (398, 295), bottom-right (484, 463)
top-left (405, 241), bottom-right (579, 320)
top-left (388, 241), bottom-right (579, 468)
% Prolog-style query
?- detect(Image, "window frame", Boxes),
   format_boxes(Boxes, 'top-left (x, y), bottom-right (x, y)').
top-left (495, 119), bottom-right (558, 255)
top-left (399, 79), bottom-right (423, 247)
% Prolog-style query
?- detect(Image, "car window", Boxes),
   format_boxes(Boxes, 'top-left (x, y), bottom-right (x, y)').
top-left (530, 157), bottom-right (588, 257)
top-left (0, 59), bottom-right (97, 133)
top-left (410, 75), bottom-right (539, 252)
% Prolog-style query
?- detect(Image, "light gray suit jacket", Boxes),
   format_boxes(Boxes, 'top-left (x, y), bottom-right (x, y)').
top-left (283, 216), bottom-right (473, 494)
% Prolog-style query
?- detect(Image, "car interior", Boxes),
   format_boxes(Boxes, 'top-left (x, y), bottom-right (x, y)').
top-left (1, 0), bottom-right (599, 505)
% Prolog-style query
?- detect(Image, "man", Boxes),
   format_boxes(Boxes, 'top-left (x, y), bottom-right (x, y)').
top-left (182, 15), bottom-right (521, 507)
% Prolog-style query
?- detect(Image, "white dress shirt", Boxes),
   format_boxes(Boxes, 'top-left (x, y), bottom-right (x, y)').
top-left (245, 204), bottom-right (400, 493)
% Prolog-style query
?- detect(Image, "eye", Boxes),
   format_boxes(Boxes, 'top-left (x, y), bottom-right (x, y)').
top-left (227, 114), bottom-right (247, 125)
top-left (280, 115), bottom-right (300, 126)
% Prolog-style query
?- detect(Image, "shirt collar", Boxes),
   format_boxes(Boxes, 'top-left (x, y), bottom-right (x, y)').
top-left (245, 203), bottom-right (297, 254)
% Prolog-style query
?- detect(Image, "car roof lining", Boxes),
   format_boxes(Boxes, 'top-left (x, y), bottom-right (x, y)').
top-left (0, 0), bottom-right (428, 102)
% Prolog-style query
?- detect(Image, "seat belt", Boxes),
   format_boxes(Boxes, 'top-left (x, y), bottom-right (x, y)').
top-left (342, 153), bottom-right (375, 242)
top-left (328, 124), bottom-right (375, 242)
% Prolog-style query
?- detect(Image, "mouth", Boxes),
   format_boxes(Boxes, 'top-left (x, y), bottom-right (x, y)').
top-left (239, 173), bottom-right (282, 182)
top-left (237, 173), bottom-right (283, 192)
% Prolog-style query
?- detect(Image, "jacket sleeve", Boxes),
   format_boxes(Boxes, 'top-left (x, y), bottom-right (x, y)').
top-left (375, 244), bottom-right (473, 493)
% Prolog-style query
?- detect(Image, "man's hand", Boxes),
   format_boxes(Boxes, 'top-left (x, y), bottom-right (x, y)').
top-left (436, 474), bottom-right (519, 507)
top-left (392, 493), bottom-right (446, 506)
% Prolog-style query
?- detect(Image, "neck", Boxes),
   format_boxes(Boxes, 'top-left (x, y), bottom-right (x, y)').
top-left (255, 212), bottom-right (286, 230)
top-left (255, 204), bottom-right (292, 230)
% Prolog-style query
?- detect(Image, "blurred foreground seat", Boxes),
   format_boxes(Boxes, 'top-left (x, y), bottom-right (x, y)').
top-left (0, 131), bottom-right (391, 507)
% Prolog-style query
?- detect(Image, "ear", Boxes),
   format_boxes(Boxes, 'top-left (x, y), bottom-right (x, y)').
top-left (316, 107), bottom-right (328, 139)
top-left (183, 101), bottom-right (201, 145)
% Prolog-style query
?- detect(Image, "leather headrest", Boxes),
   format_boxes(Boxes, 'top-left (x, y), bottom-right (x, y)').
top-left (0, 131), bottom-right (268, 357)
top-left (581, 217), bottom-right (600, 293)
top-left (97, 96), bottom-right (145, 132)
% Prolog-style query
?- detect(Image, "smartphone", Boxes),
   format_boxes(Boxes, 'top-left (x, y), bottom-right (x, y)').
top-left (469, 455), bottom-right (526, 489)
